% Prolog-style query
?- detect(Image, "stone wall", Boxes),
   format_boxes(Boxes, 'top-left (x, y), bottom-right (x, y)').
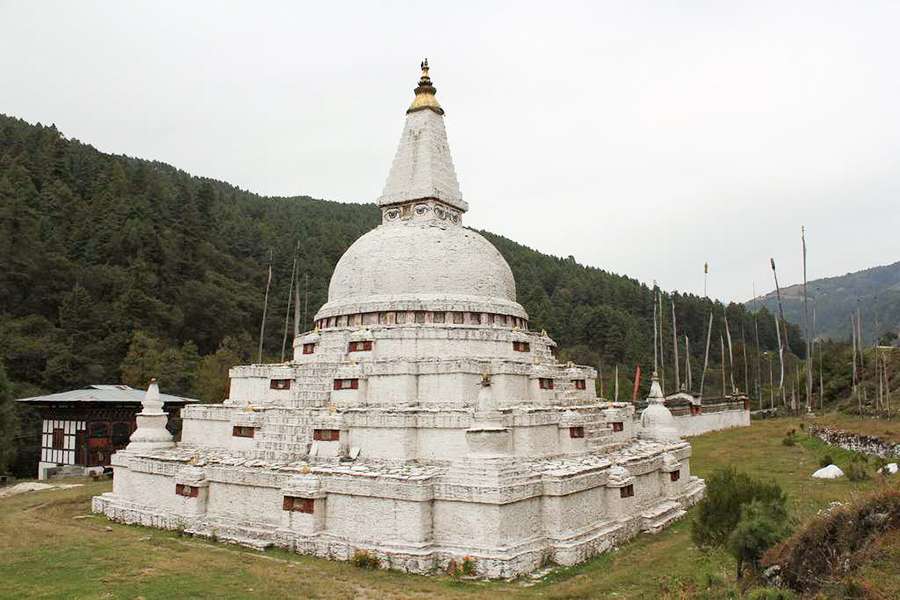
top-left (807, 425), bottom-right (900, 458)
top-left (671, 408), bottom-right (750, 437)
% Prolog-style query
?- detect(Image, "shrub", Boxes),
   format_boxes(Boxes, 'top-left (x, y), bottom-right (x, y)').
top-left (746, 588), bottom-right (796, 600)
top-left (446, 556), bottom-right (477, 578)
top-left (351, 549), bottom-right (380, 570)
top-left (445, 559), bottom-right (459, 577)
top-left (461, 555), bottom-right (477, 576)
top-left (819, 454), bottom-right (834, 468)
top-left (727, 499), bottom-right (791, 579)
top-left (781, 430), bottom-right (797, 446)
top-left (692, 467), bottom-right (788, 549)
top-left (846, 459), bottom-right (869, 482)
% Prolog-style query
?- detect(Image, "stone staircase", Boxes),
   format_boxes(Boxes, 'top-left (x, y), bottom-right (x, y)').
top-left (585, 420), bottom-right (616, 452)
top-left (251, 422), bottom-right (313, 462)
top-left (640, 500), bottom-right (686, 534)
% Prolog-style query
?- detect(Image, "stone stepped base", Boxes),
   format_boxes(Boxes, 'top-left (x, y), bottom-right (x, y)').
top-left (640, 500), bottom-right (685, 534)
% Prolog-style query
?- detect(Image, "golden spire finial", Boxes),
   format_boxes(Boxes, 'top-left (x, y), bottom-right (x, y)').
top-left (407, 58), bottom-right (444, 115)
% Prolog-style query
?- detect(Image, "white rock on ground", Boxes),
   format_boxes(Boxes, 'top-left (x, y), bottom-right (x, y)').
top-left (812, 464), bottom-right (844, 479)
top-left (878, 462), bottom-right (898, 475)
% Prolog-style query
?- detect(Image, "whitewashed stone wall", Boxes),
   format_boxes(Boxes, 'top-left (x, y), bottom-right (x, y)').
top-left (672, 409), bottom-right (750, 437)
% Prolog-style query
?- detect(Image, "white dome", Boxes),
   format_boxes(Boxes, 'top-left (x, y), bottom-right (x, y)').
top-left (315, 221), bottom-right (527, 320)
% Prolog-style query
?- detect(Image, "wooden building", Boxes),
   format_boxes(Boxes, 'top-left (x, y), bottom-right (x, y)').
top-left (17, 384), bottom-right (197, 479)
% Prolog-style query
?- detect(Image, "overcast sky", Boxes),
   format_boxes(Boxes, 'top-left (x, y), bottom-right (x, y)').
top-left (3, 1), bottom-right (899, 302)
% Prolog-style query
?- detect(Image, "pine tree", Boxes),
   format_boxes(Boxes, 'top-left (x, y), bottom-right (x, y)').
top-left (0, 360), bottom-right (19, 474)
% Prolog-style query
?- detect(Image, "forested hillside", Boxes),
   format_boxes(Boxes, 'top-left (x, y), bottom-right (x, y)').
top-left (751, 261), bottom-right (900, 344)
top-left (0, 112), bottom-right (807, 473)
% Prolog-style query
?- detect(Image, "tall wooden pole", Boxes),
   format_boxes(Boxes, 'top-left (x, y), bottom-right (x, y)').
top-left (615, 365), bottom-right (620, 402)
top-left (771, 258), bottom-right (787, 399)
top-left (303, 272), bottom-right (310, 330)
top-left (632, 365), bottom-right (641, 402)
top-left (293, 266), bottom-right (302, 337)
top-left (658, 290), bottom-right (666, 395)
top-left (741, 324), bottom-right (749, 397)
top-left (753, 282), bottom-right (762, 407)
top-left (685, 336), bottom-right (692, 392)
top-left (724, 308), bottom-right (736, 394)
top-left (700, 313), bottom-right (713, 399)
top-left (671, 299), bottom-right (680, 391)
top-left (801, 226), bottom-right (812, 412)
top-left (851, 313), bottom-right (860, 417)
top-left (257, 250), bottom-right (274, 364)
top-left (598, 362), bottom-right (604, 398)
top-left (653, 294), bottom-right (659, 375)
top-left (720, 336), bottom-right (727, 398)
top-left (280, 252), bottom-right (298, 363)
top-left (774, 311), bottom-right (785, 400)
top-left (819, 340), bottom-right (824, 411)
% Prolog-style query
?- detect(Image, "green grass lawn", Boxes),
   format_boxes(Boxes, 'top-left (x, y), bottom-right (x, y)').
top-left (1, 419), bottom-right (896, 600)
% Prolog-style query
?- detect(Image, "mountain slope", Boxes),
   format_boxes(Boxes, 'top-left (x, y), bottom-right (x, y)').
top-left (0, 113), bottom-right (801, 401)
top-left (749, 262), bottom-right (900, 343)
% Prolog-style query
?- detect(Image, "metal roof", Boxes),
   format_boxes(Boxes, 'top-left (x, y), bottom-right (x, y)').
top-left (16, 384), bottom-right (198, 405)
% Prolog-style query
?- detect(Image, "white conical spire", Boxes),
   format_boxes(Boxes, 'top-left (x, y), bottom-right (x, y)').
top-left (127, 378), bottom-right (175, 452)
top-left (141, 378), bottom-right (164, 414)
top-left (377, 60), bottom-right (466, 212)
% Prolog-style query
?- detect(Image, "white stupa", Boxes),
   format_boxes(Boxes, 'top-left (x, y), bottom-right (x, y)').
top-left (126, 378), bottom-right (175, 452)
top-left (640, 372), bottom-right (680, 443)
top-left (94, 61), bottom-right (704, 578)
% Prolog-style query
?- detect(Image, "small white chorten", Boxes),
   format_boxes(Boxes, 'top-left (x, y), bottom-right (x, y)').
top-left (640, 372), bottom-right (680, 442)
top-left (126, 378), bottom-right (175, 451)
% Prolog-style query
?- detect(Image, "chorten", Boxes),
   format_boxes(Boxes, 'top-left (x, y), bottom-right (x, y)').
top-left (94, 62), bottom-right (704, 578)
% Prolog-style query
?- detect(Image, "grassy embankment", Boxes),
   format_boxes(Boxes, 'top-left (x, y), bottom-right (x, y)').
top-left (1, 418), bottom-right (897, 599)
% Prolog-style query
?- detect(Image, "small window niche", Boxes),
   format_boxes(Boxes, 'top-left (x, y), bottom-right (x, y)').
top-left (333, 378), bottom-right (359, 390)
top-left (538, 378), bottom-right (554, 390)
top-left (611, 422), bottom-right (624, 432)
top-left (175, 483), bottom-right (199, 497)
top-left (620, 484), bottom-right (635, 499)
top-left (569, 426), bottom-right (585, 439)
top-left (270, 379), bottom-right (292, 390)
top-left (574, 379), bottom-right (586, 390)
top-left (348, 340), bottom-right (373, 352)
top-left (302, 343), bottom-right (316, 355)
top-left (670, 470), bottom-right (681, 482)
top-left (282, 496), bottom-right (314, 513)
top-left (512, 341), bottom-right (530, 352)
top-left (232, 425), bottom-right (255, 438)
top-left (313, 429), bottom-right (340, 442)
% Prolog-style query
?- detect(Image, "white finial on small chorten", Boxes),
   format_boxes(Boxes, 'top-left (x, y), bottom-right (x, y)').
top-left (639, 372), bottom-right (680, 442)
top-left (647, 372), bottom-right (665, 403)
top-left (142, 378), bottom-right (164, 414)
top-left (127, 378), bottom-right (175, 452)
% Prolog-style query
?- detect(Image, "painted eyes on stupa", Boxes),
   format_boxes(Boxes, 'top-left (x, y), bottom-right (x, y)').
top-left (383, 204), bottom-right (459, 223)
